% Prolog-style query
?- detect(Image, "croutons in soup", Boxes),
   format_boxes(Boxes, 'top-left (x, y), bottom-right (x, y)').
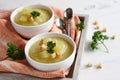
top-left (14, 7), bottom-right (51, 26)
top-left (29, 37), bottom-right (73, 63)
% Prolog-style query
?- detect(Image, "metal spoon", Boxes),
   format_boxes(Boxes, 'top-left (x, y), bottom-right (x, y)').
top-left (64, 8), bottom-right (73, 36)
top-left (56, 18), bottom-right (67, 34)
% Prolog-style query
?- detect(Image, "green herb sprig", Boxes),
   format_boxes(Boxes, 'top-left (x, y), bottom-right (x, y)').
top-left (91, 31), bottom-right (109, 53)
top-left (76, 21), bottom-right (84, 30)
top-left (47, 41), bottom-right (56, 54)
top-left (7, 42), bottom-right (25, 60)
top-left (30, 11), bottom-right (40, 18)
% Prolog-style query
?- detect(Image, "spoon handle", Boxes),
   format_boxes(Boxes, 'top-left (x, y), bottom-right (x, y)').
top-left (67, 21), bottom-right (71, 37)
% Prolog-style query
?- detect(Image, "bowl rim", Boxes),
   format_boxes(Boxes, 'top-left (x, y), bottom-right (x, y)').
top-left (25, 32), bottom-right (76, 66)
top-left (10, 4), bottom-right (54, 28)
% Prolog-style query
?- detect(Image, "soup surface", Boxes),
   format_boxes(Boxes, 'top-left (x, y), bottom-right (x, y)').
top-left (29, 37), bottom-right (73, 63)
top-left (14, 7), bottom-right (51, 26)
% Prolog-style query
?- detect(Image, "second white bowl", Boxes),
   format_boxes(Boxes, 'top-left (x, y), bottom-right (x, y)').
top-left (25, 32), bottom-right (76, 71)
top-left (10, 4), bottom-right (54, 38)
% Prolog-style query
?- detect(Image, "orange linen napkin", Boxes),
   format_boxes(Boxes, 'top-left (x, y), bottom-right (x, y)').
top-left (0, 6), bottom-right (81, 78)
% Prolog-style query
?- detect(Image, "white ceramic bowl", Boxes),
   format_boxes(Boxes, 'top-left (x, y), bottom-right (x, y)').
top-left (25, 32), bottom-right (76, 71)
top-left (10, 4), bottom-right (54, 38)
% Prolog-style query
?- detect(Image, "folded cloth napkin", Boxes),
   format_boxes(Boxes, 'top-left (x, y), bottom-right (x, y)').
top-left (0, 6), bottom-right (81, 78)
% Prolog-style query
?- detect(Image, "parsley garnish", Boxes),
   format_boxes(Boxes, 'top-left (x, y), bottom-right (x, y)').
top-left (7, 42), bottom-right (25, 60)
top-left (47, 41), bottom-right (56, 54)
top-left (91, 31), bottom-right (109, 53)
top-left (76, 21), bottom-right (84, 30)
top-left (30, 11), bottom-right (40, 18)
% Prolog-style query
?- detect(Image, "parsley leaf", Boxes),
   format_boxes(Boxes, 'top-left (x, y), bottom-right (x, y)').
top-left (30, 11), bottom-right (40, 18)
top-left (47, 41), bottom-right (56, 54)
top-left (76, 21), bottom-right (84, 30)
top-left (7, 42), bottom-right (25, 60)
top-left (91, 31), bottom-right (109, 53)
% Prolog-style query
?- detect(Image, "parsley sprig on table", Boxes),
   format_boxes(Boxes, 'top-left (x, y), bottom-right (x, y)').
top-left (91, 31), bottom-right (109, 53)
top-left (30, 11), bottom-right (40, 18)
top-left (47, 41), bottom-right (56, 54)
top-left (7, 42), bottom-right (25, 60)
top-left (76, 21), bottom-right (84, 30)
